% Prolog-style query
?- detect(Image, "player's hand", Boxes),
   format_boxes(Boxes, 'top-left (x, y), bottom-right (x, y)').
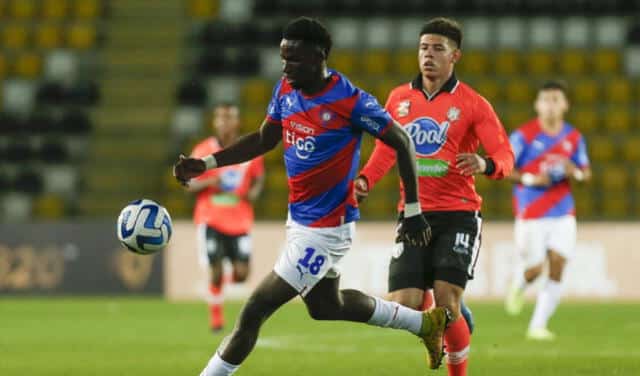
top-left (173, 154), bottom-right (207, 186)
top-left (400, 214), bottom-right (432, 247)
top-left (354, 176), bottom-right (369, 203)
top-left (456, 153), bottom-right (487, 176)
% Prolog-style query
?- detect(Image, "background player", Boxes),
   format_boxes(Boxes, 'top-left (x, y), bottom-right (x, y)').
top-left (187, 103), bottom-right (265, 332)
top-left (504, 80), bottom-right (592, 341)
top-left (174, 17), bottom-right (445, 376)
top-left (355, 18), bottom-right (514, 376)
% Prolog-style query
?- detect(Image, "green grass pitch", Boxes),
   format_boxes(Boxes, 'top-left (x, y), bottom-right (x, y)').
top-left (1, 298), bottom-right (639, 375)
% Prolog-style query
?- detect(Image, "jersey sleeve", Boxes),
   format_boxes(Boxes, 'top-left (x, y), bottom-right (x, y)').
top-left (509, 131), bottom-right (527, 169)
top-left (265, 80), bottom-right (283, 124)
top-left (472, 95), bottom-right (515, 179)
top-left (571, 134), bottom-right (590, 168)
top-left (350, 90), bottom-right (393, 137)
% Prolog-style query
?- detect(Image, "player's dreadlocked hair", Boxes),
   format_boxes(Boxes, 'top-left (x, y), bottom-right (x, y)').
top-left (540, 80), bottom-right (569, 97)
top-left (420, 17), bottom-right (463, 48)
top-left (282, 17), bottom-right (332, 58)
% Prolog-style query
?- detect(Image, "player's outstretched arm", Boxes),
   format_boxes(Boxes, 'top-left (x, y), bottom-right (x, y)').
top-left (173, 120), bottom-right (281, 184)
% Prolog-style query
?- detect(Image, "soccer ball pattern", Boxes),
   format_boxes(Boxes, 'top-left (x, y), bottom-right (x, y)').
top-left (116, 199), bottom-right (172, 255)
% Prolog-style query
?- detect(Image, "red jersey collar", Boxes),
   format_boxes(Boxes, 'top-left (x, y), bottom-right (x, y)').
top-left (410, 72), bottom-right (459, 101)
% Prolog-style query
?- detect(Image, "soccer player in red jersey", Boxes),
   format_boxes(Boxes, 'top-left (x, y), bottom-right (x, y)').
top-left (187, 103), bottom-right (265, 332)
top-left (175, 18), bottom-right (442, 376)
top-left (355, 18), bottom-right (514, 375)
top-left (504, 81), bottom-right (592, 340)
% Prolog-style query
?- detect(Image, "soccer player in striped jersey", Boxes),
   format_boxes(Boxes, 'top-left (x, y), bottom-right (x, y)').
top-left (355, 18), bottom-right (514, 376)
top-left (174, 17), bottom-right (446, 376)
top-left (505, 80), bottom-right (592, 341)
top-left (187, 103), bottom-right (265, 332)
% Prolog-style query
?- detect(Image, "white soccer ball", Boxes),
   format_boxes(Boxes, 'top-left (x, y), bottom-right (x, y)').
top-left (116, 199), bottom-right (172, 255)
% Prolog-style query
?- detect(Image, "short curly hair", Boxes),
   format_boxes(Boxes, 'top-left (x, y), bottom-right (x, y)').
top-left (282, 17), bottom-right (332, 58)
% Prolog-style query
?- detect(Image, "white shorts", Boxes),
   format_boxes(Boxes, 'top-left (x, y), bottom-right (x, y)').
top-left (273, 219), bottom-right (355, 297)
top-left (514, 215), bottom-right (577, 268)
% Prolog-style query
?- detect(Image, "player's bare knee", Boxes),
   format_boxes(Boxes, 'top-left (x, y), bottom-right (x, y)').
top-left (548, 251), bottom-right (566, 281)
top-left (525, 264), bottom-right (544, 282)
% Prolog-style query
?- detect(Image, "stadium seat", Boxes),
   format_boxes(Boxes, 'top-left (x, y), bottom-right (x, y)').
top-left (2, 24), bottom-right (30, 50)
top-left (589, 138), bottom-right (615, 162)
top-left (241, 79), bottom-right (271, 106)
top-left (622, 137), bottom-right (640, 162)
top-left (505, 79), bottom-right (534, 104)
top-left (593, 49), bottom-right (620, 74)
top-left (164, 194), bottom-right (191, 218)
top-left (600, 166), bottom-right (629, 192)
top-left (396, 18), bottom-right (423, 48)
top-left (633, 168), bottom-right (640, 191)
top-left (9, 0), bottom-right (36, 20)
top-left (595, 17), bottom-right (625, 47)
top-left (207, 78), bottom-right (240, 104)
top-left (176, 80), bottom-right (207, 106)
top-left (364, 19), bottom-right (392, 49)
top-left (329, 19), bottom-right (360, 49)
top-left (463, 18), bottom-right (491, 49)
top-left (330, 51), bottom-right (358, 76)
top-left (67, 23), bottom-right (96, 50)
top-left (240, 108), bottom-right (265, 134)
top-left (494, 50), bottom-right (520, 76)
top-left (559, 50), bottom-right (588, 76)
top-left (14, 52), bottom-right (42, 78)
top-left (529, 17), bottom-right (558, 48)
top-left (475, 79), bottom-right (501, 103)
top-left (3, 80), bottom-right (37, 114)
top-left (569, 108), bottom-right (598, 134)
top-left (0, 171), bottom-right (10, 193)
top-left (373, 80), bottom-right (396, 103)
top-left (59, 110), bottom-right (92, 134)
top-left (572, 187), bottom-right (594, 218)
top-left (394, 49), bottom-right (417, 76)
top-left (604, 107), bottom-right (631, 133)
top-left (73, 0), bottom-right (100, 20)
top-left (456, 50), bottom-right (489, 75)
top-left (44, 50), bottom-right (77, 82)
top-left (525, 50), bottom-right (555, 76)
top-left (571, 79), bottom-right (599, 105)
top-left (601, 196), bottom-right (628, 218)
top-left (562, 17), bottom-right (589, 48)
top-left (605, 78), bottom-right (632, 104)
top-left (196, 51), bottom-right (226, 75)
top-left (33, 194), bottom-right (65, 219)
top-left (361, 50), bottom-right (391, 76)
top-left (496, 17), bottom-right (525, 49)
top-left (503, 107), bottom-right (533, 129)
top-left (0, 52), bottom-right (8, 79)
top-left (187, 0), bottom-right (219, 19)
top-left (42, 0), bottom-right (69, 20)
top-left (35, 24), bottom-right (63, 49)
top-left (14, 170), bottom-right (44, 194)
top-left (40, 141), bottom-right (69, 163)
top-left (172, 106), bottom-right (203, 139)
top-left (2, 193), bottom-right (33, 221)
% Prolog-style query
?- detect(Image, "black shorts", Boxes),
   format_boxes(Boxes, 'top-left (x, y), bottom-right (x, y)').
top-left (197, 224), bottom-right (252, 265)
top-left (389, 211), bottom-right (482, 290)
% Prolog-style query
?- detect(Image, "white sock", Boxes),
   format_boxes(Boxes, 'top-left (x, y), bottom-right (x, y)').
top-left (367, 296), bottom-right (423, 336)
top-left (529, 280), bottom-right (562, 330)
top-left (200, 352), bottom-right (240, 376)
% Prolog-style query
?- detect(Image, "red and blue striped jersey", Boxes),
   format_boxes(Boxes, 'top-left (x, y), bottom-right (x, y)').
top-left (266, 70), bottom-right (393, 227)
top-left (510, 119), bottom-right (590, 219)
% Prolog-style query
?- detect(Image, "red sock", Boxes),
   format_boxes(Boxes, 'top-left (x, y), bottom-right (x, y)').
top-left (208, 283), bottom-right (224, 329)
top-left (444, 316), bottom-right (470, 376)
top-left (422, 289), bottom-right (435, 310)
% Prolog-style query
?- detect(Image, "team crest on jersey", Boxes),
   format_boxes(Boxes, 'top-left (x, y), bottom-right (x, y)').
top-left (447, 107), bottom-right (460, 122)
top-left (397, 100), bottom-right (411, 117)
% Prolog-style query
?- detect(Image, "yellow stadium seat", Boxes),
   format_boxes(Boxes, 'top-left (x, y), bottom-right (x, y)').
top-left (187, 0), bottom-right (219, 19)
top-left (571, 79), bottom-right (599, 105)
top-left (33, 194), bottom-right (65, 219)
top-left (10, 0), bottom-right (36, 19)
top-left (42, 0), bottom-right (69, 20)
top-left (605, 78), bottom-right (632, 104)
top-left (494, 50), bottom-right (520, 76)
top-left (241, 79), bottom-right (271, 107)
top-left (265, 144), bottom-right (283, 165)
top-left (330, 50), bottom-right (357, 76)
top-left (504, 107), bottom-right (533, 129)
top-left (73, 0), bottom-right (100, 20)
top-left (601, 196), bottom-right (628, 218)
top-left (456, 50), bottom-right (489, 75)
top-left (572, 187), bottom-right (594, 218)
top-left (622, 137), bottom-right (640, 162)
top-left (569, 108), bottom-right (598, 134)
top-left (35, 24), bottom-right (63, 49)
top-left (0, 0), bottom-right (6, 18)
top-left (525, 50), bottom-right (555, 76)
top-left (3, 24), bottom-right (30, 50)
top-left (559, 50), bottom-right (587, 76)
top-left (372, 80), bottom-right (396, 104)
top-left (164, 194), bottom-right (191, 218)
top-left (361, 50), bottom-right (391, 76)
top-left (589, 138), bottom-right (615, 162)
top-left (633, 168), bottom-right (640, 190)
top-left (241, 108), bottom-right (265, 134)
top-left (67, 23), bottom-right (96, 49)
top-left (475, 79), bottom-right (501, 103)
top-left (14, 51), bottom-right (41, 78)
top-left (600, 166), bottom-right (629, 192)
top-left (0, 53), bottom-right (8, 79)
top-left (593, 49), bottom-right (620, 74)
top-left (394, 49), bottom-right (417, 76)
top-left (505, 79), bottom-right (534, 104)
top-left (604, 107), bottom-right (631, 133)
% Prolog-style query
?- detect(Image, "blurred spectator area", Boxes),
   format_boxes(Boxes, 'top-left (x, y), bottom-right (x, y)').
top-left (166, 1), bottom-right (640, 220)
top-left (0, 0), bottom-right (106, 221)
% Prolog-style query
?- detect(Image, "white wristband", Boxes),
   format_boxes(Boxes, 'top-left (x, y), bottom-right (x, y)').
top-left (404, 202), bottom-right (422, 218)
top-left (521, 173), bottom-right (535, 186)
top-left (573, 169), bottom-right (585, 181)
top-left (202, 155), bottom-right (217, 170)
